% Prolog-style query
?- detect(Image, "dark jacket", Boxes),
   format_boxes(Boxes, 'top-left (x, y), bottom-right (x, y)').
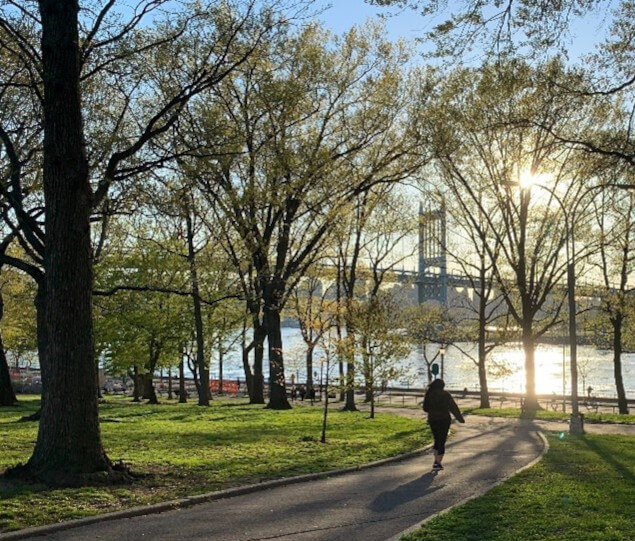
top-left (423, 389), bottom-right (465, 423)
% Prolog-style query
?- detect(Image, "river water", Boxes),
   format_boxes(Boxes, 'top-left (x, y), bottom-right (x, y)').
top-left (209, 328), bottom-right (634, 399)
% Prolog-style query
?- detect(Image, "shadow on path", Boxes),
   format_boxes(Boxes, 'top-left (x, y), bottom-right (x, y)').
top-left (369, 472), bottom-right (443, 513)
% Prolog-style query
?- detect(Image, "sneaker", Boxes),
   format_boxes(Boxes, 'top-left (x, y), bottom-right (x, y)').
top-left (432, 462), bottom-right (444, 470)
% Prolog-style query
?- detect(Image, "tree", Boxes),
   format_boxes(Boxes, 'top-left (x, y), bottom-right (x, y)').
top-left (1, 0), bottom-right (291, 484)
top-left (291, 271), bottom-right (337, 394)
top-left (0, 255), bottom-right (37, 406)
top-left (192, 23), bottom-right (424, 409)
top-left (367, 0), bottom-right (615, 57)
top-left (137, 172), bottom-right (241, 406)
top-left (368, 0), bottom-right (635, 167)
top-left (415, 61), bottom-right (600, 411)
top-left (403, 303), bottom-right (457, 383)
top-left (14, 0), bottom-right (114, 485)
top-left (349, 291), bottom-right (412, 418)
top-left (94, 225), bottom-right (191, 405)
top-left (588, 169), bottom-right (634, 413)
top-left (0, 273), bottom-right (17, 406)
top-left (328, 185), bottom-right (417, 411)
top-left (424, 188), bottom-right (510, 408)
top-left (352, 187), bottom-right (417, 404)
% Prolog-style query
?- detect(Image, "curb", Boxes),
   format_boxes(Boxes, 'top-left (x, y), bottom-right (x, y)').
top-left (384, 429), bottom-right (550, 541)
top-left (0, 444), bottom-right (433, 540)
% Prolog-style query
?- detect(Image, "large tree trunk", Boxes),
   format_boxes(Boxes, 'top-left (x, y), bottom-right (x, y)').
top-left (142, 374), bottom-right (159, 405)
top-left (16, 0), bottom-right (114, 485)
top-left (264, 305), bottom-right (290, 410)
top-left (611, 316), bottom-right (629, 414)
top-left (132, 366), bottom-right (141, 402)
top-left (251, 319), bottom-right (266, 404)
top-left (0, 292), bottom-right (18, 406)
top-left (521, 325), bottom-right (540, 413)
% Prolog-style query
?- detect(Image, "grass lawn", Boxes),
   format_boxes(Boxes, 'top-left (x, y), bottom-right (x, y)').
top-left (402, 432), bottom-right (635, 541)
top-left (0, 395), bottom-right (428, 532)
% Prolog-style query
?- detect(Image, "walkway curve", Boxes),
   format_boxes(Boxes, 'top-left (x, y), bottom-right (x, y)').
top-left (3, 414), bottom-right (547, 541)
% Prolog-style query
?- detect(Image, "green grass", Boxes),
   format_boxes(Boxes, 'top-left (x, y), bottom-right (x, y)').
top-left (0, 396), bottom-right (428, 532)
top-left (463, 407), bottom-right (635, 424)
top-left (402, 432), bottom-right (635, 541)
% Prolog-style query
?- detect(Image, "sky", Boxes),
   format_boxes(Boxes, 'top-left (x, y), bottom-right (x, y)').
top-left (311, 0), bottom-right (445, 55)
top-left (310, 0), bottom-right (615, 61)
top-left (304, 1), bottom-right (621, 273)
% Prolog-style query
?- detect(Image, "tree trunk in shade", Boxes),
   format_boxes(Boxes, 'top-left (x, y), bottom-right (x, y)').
top-left (6, 0), bottom-right (123, 486)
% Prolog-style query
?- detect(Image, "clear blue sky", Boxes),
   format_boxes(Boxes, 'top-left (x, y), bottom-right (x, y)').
top-left (312, 0), bottom-right (440, 43)
top-left (311, 0), bottom-right (613, 60)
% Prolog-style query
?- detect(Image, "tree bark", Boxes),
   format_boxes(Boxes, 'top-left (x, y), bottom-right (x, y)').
top-left (132, 366), bottom-right (141, 402)
top-left (143, 339), bottom-right (160, 404)
top-left (19, 282), bottom-right (48, 421)
top-left (477, 280), bottom-right (490, 409)
top-left (342, 322), bottom-right (358, 412)
top-left (185, 211), bottom-right (209, 406)
top-left (17, 0), bottom-right (114, 485)
top-left (305, 344), bottom-right (315, 394)
top-left (0, 292), bottom-right (18, 406)
top-left (241, 333), bottom-right (255, 401)
top-left (178, 355), bottom-right (187, 403)
top-left (251, 319), bottom-right (266, 404)
top-left (521, 326), bottom-right (540, 413)
top-left (264, 304), bottom-right (290, 410)
top-left (611, 316), bottom-right (629, 414)
top-left (218, 336), bottom-right (224, 395)
top-left (142, 373), bottom-right (158, 405)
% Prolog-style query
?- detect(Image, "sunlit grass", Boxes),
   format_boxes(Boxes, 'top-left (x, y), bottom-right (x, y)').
top-left (0, 396), bottom-right (428, 532)
top-left (402, 432), bottom-right (635, 541)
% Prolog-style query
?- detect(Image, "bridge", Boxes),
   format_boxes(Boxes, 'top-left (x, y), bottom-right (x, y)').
top-left (312, 203), bottom-right (629, 309)
top-left (405, 202), bottom-right (629, 307)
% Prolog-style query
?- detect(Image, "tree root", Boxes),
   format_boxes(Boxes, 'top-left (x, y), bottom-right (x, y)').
top-left (2, 459), bottom-right (136, 488)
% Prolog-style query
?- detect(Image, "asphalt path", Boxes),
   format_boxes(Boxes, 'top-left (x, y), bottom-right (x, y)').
top-left (17, 415), bottom-right (547, 541)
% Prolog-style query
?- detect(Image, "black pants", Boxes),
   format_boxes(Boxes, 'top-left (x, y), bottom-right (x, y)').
top-left (429, 417), bottom-right (451, 455)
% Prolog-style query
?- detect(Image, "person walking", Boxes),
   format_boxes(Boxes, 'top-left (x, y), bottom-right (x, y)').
top-left (423, 378), bottom-right (465, 471)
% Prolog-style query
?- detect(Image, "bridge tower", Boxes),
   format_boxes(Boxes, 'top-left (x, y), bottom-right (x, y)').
top-left (418, 201), bottom-right (448, 305)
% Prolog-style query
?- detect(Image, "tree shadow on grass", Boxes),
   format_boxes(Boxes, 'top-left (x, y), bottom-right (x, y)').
top-left (579, 436), bottom-right (634, 484)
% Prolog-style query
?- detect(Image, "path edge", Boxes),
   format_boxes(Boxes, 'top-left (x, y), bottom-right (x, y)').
top-left (0, 444), bottom-right (433, 541)
top-left (384, 429), bottom-right (550, 541)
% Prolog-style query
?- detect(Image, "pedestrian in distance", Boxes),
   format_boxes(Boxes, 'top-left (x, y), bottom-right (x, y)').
top-left (423, 378), bottom-right (465, 471)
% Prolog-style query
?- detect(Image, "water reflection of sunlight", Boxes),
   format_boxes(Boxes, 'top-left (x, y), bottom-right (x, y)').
top-left (488, 345), bottom-right (569, 395)
top-left (535, 347), bottom-right (568, 395)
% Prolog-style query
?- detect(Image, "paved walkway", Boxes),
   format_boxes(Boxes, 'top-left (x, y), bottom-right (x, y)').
top-left (12, 414), bottom-right (548, 541)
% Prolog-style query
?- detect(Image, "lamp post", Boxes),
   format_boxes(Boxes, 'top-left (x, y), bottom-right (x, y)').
top-left (439, 346), bottom-right (446, 380)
